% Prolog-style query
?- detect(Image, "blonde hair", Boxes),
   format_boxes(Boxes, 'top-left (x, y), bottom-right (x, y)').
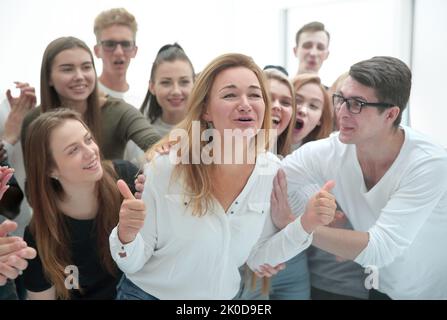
top-left (94, 8), bottom-right (137, 42)
top-left (292, 73), bottom-right (333, 144)
top-left (329, 72), bottom-right (349, 131)
top-left (263, 68), bottom-right (296, 157)
top-left (147, 53), bottom-right (272, 216)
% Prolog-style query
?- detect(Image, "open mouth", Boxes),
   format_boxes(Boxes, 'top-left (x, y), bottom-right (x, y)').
top-left (295, 119), bottom-right (304, 129)
top-left (114, 60), bottom-right (125, 65)
top-left (272, 116), bottom-right (280, 125)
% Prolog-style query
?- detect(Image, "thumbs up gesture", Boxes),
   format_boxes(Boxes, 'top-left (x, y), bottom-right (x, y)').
top-left (117, 180), bottom-right (146, 244)
top-left (301, 181), bottom-right (337, 233)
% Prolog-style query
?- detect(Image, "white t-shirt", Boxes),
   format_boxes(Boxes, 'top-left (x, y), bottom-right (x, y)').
top-left (97, 81), bottom-right (143, 110)
top-left (110, 152), bottom-right (313, 299)
top-left (282, 125), bottom-right (447, 299)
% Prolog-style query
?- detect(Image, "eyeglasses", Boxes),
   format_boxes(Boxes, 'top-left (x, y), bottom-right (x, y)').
top-left (100, 40), bottom-right (135, 52)
top-left (332, 93), bottom-right (394, 114)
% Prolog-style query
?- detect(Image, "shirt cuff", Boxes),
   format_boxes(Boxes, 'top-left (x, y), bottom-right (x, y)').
top-left (284, 215), bottom-right (314, 248)
top-left (109, 226), bottom-right (141, 260)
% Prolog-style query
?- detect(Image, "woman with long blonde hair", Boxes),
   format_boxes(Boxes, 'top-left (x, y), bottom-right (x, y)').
top-left (109, 53), bottom-right (337, 299)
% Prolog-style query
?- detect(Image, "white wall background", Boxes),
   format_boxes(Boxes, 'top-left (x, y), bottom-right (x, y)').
top-left (410, 0), bottom-right (447, 147)
top-left (0, 0), bottom-right (446, 146)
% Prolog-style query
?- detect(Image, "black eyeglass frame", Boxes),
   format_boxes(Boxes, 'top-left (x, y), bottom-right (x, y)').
top-left (332, 93), bottom-right (394, 114)
top-left (100, 40), bottom-right (136, 52)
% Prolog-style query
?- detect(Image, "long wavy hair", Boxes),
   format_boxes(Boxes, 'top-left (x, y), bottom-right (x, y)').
top-left (292, 73), bottom-right (333, 144)
top-left (147, 53), bottom-right (273, 216)
top-left (40, 36), bottom-right (102, 145)
top-left (24, 109), bottom-right (122, 299)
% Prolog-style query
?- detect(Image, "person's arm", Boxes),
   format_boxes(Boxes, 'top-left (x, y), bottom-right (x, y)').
top-left (27, 287), bottom-right (56, 300)
top-left (1, 221), bottom-right (37, 285)
top-left (312, 227), bottom-right (369, 260)
top-left (109, 162), bottom-right (159, 274)
top-left (119, 104), bottom-right (161, 152)
top-left (247, 170), bottom-right (336, 272)
top-left (315, 157), bottom-right (447, 267)
top-left (3, 83), bottom-right (36, 146)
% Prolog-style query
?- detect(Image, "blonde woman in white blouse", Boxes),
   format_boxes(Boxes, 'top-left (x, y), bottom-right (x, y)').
top-left (109, 53), bottom-right (336, 300)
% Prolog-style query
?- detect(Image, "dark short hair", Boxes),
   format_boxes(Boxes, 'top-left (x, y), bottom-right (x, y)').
top-left (295, 21), bottom-right (330, 46)
top-left (263, 65), bottom-right (288, 77)
top-left (349, 56), bottom-right (412, 127)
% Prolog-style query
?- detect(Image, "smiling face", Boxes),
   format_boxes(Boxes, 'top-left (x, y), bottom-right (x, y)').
top-left (292, 82), bottom-right (324, 144)
top-left (202, 66), bottom-right (265, 137)
top-left (149, 60), bottom-right (194, 120)
top-left (337, 76), bottom-right (392, 145)
top-left (49, 48), bottom-right (96, 106)
top-left (269, 78), bottom-right (293, 136)
top-left (50, 119), bottom-right (103, 186)
top-left (94, 24), bottom-right (137, 77)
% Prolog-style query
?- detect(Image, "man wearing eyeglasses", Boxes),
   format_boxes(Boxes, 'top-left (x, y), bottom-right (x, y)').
top-left (275, 56), bottom-right (447, 299)
top-left (93, 8), bottom-right (140, 108)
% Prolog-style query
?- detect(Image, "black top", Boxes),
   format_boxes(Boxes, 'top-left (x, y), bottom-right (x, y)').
top-left (23, 160), bottom-right (139, 299)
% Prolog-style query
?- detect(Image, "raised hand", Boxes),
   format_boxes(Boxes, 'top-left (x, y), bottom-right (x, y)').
top-left (0, 166), bottom-right (14, 199)
top-left (117, 179), bottom-right (146, 244)
top-left (0, 220), bottom-right (37, 285)
top-left (270, 169), bottom-right (296, 230)
top-left (4, 82), bottom-right (36, 145)
top-left (301, 181), bottom-right (337, 233)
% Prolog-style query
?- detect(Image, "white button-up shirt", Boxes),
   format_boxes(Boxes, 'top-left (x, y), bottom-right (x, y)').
top-left (110, 152), bottom-right (312, 299)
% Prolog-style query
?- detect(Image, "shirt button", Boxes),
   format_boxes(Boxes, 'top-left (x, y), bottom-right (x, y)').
top-left (235, 201), bottom-right (238, 205)
top-left (231, 211), bottom-right (234, 214)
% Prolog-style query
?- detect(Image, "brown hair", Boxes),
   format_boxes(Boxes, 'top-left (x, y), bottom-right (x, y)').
top-left (263, 68), bottom-right (296, 157)
top-left (94, 7), bottom-right (137, 42)
top-left (147, 53), bottom-right (273, 216)
top-left (349, 56), bottom-right (411, 127)
top-left (292, 73), bottom-right (333, 144)
top-left (24, 109), bottom-right (122, 299)
top-left (295, 21), bottom-right (330, 46)
top-left (140, 43), bottom-right (195, 123)
top-left (40, 36), bottom-right (102, 145)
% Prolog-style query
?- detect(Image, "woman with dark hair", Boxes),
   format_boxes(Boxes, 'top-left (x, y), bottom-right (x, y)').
top-left (20, 36), bottom-right (160, 161)
top-left (140, 43), bottom-right (195, 137)
top-left (22, 109), bottom-right (139, 299)
top-left (124, 43), bottom-right (194, 163)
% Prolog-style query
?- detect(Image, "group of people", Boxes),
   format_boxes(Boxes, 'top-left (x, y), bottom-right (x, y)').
top-left (1, 8), bottom-right (446, 301)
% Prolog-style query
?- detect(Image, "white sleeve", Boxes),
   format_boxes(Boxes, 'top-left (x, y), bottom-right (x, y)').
top-left (246, 212), bottom-right (313, 271)
top-left (355, 156), bottom-right (447, 268)
top-left (109, 164), bottom-right (159, 274)
top-left (282, 144), bottom-right (329, 217)
top-left (109, 227), bottom-right (148, 274)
